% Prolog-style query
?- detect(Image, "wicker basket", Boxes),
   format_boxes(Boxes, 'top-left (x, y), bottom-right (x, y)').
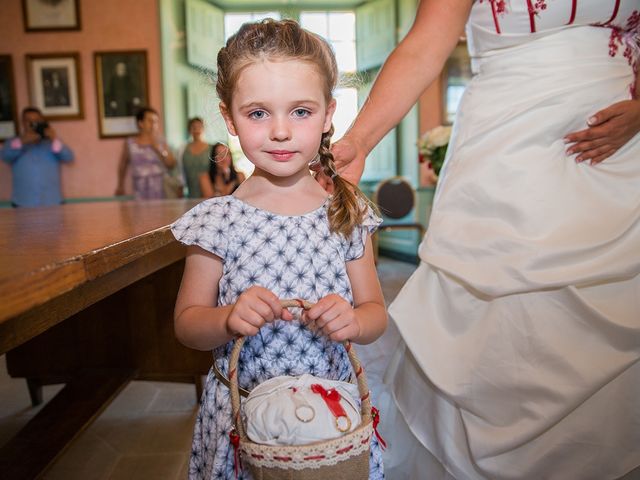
top-left (228, 299), bottom-right (374, 480)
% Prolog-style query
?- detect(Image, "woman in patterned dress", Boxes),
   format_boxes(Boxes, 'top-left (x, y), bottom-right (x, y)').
top-left (115, 107), bottom-right (176, 199)
top-left (171, 19), bottom-right (388, 480)
top-left (331, 1), bottom-right (640, 479)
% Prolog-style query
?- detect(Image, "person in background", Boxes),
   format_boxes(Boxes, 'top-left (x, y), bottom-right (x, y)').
top-left (329, 1), bottom-right (640, 479)
top-left (115, 106), bottom-right (176, 200)
top-left (1, 106), bottom-right (73, 207)
top-left (178, 117), bottom-right (212, 198)
top-left (198, 142), bottom-right (245, 197)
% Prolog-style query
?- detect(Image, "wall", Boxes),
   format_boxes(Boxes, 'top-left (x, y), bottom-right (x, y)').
top-left (159, 0), bottom-right (228, 150)
top-left (0, 0), bottom-right (163, 201)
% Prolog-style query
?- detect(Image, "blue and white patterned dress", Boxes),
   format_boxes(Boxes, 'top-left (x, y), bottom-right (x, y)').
top-left (171, 195), bottom-right (385, 480)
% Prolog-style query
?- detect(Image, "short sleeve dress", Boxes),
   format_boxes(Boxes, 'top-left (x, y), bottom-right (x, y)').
top-left (171, 196), bottom-right (384, 480)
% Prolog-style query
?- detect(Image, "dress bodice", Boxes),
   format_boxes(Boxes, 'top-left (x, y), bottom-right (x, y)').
top-left (468, 0), bottom-right (640, 58)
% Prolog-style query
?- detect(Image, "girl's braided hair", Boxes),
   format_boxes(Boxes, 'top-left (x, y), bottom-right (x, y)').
top-left (217, 18), bottom-right (373, 237)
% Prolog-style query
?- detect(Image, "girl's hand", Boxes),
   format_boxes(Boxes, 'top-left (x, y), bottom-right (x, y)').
top-left (564, 99), bottom-right (640, 165)
top-left (226, 286), bottom-right (293, 337)
top-left (304, 294), bottom-right (360, 342)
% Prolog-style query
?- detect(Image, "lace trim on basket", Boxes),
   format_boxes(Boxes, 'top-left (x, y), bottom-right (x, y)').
top-left (240, 422), bottom-right (373, 470)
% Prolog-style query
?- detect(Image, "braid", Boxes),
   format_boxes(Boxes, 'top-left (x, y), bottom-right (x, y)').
top-left (320, 125), bottom-right (370, 237)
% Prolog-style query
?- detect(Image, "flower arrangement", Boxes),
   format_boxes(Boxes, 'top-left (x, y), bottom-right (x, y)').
top-left (418, 125), bottom-right (452, 177)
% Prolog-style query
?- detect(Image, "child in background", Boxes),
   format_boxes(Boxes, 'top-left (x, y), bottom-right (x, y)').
top-left (171, 19), bottom-right (387, 480)
top-left (199, 142), bottom-right (245, 198)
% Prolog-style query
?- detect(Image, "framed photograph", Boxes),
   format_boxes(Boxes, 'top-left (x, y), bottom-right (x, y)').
top-left (22, 0), bottom-right (81, 32)
top-left (94, 50), bottom-right (149, 138)
top-left (0, 56), bottom-right (19, 141)
top-left (442, 40), bottom-right (472, 125)
top-left (26, 52), bottom-right (83, 120)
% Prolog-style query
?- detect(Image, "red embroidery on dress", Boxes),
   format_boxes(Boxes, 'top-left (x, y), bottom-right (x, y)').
top-left (478, 0), bottom-right (506, 14)
top-left (604, 0), bottom-right (621, 26)
top-left (526, 0), bottom-right (548, 33)
top-left (478, 0), bottom-right (506, 34)
top-left (606, 10), bottom-right (640, 97)
top-left (567, 0), bottom-right (577, 26)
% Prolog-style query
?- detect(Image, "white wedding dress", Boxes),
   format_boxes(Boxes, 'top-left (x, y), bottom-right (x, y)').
top-left (361, 1), bottom-right (640, 479)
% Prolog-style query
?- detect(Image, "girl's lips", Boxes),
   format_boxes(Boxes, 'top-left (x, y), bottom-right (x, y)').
top-left (267, 150), bottom-right (295, 161)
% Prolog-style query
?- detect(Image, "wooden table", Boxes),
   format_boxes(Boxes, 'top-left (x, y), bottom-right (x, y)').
top-left (0, 200), bottom-right (213, 479)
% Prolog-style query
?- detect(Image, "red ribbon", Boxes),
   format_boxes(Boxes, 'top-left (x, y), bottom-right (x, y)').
top-left (371, 406), bottom-right (387, 450)
top-left (311, 384), bottom-right (348, 420)
top-left (229, 429), bottom-right (242, 477)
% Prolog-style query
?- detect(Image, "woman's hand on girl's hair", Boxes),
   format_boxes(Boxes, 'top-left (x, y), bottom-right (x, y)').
top-left (226, 286), bottom-right (293, 337)
top-left (304, 294), bottom-right (361, 342)
top-left (564, 99), bottom-right (640, 165)
top-left (328, 135), bottom-right (367, 186)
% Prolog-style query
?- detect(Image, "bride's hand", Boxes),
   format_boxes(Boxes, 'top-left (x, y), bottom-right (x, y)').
top-left (564, 99), bottom-right (640, 165)
top-left (315, 134), bottom-right (367, 192)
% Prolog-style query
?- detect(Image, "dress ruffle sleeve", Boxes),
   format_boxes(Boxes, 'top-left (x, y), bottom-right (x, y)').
top-left (170, 197), bottom-right (232, 260)
top-left (344, 202), bottom-right (382, 261)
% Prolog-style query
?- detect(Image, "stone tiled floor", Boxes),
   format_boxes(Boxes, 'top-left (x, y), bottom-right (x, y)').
top-left (0, 257), bottom-right (416, 480)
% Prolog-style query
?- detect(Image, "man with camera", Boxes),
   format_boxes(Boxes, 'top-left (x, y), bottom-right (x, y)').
top-left (1, 107), bottom-right (74, 207)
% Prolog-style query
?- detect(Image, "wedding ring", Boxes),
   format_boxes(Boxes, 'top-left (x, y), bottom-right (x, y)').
top-left (295, 405), bottom-right (315, 423)
top-left (335, 415), bottom-right (351, 432)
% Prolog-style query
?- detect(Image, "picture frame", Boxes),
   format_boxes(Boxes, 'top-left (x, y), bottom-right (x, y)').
top-left (26, 52), bottom-right (84, 120)
top-left (22, 0), bottom-right (81, 32)
top-left (94, 50), bottom-right (149, 138)
top-left (442, 40), bottom-right (472, 125)
top-left (0, 55), bottom-right (19, 141)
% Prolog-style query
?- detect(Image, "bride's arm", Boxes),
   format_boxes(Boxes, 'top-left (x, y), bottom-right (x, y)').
top-left (332, 0), bottom-right (473, 185)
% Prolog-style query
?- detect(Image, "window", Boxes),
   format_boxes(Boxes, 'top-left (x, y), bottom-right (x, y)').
top-left (224, 12), bottom-right (281, 41)
top-left (301, 11), bottom-right (358, 142)
top-left (300, 12), bottom-right (356, 73)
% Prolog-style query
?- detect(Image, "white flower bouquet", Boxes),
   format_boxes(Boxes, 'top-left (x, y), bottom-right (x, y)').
top-left (418, 125), bottom-right (452, 176)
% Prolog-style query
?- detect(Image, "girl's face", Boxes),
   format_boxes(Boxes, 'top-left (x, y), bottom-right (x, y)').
top-left (221, 59), bottom-right (335, 181)
top-left (138, 112), bottom-right (159, 135)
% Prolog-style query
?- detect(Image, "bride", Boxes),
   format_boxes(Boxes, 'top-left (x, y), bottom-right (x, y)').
top-left (342, 1), bottom-right (640, 479)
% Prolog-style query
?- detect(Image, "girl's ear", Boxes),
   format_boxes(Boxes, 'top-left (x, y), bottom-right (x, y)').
top-left (220, 102), bottom-right (238, 136)
top-left (323, 98), bottom-right (337, 134)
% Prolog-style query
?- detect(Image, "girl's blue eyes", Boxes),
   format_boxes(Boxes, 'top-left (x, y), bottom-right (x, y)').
top-left (293, 109), bottom-right (310, 118)
top-left (247, 109), bottom-right (311, 120)
top-left (249, 110), bottom-right (266, 120)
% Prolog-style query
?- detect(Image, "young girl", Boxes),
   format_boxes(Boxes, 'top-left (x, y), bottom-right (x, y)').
top-left (171, 19), bottom-right (387, 480)
top-left (199, 143), bottom-right (245, 198)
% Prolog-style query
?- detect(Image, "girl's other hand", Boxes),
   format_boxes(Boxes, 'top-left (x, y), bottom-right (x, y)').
top-left (564, 99), bottom-right (640, 165)
top-left (304, 294), bottom-right (360, 342)
top-left (226, 286), bottom-right (293, 337)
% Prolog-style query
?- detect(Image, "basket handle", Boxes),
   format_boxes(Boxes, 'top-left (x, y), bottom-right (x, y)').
top-left (229, 298), bottom-right (372, 441)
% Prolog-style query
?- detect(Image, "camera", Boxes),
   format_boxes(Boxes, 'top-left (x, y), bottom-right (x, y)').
top-left (30, 121), bottom-right (49, 138)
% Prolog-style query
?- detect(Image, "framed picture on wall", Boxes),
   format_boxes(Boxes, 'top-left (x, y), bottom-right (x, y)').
top-left (26, 52), bottom-right (84, 120)
top-left (442, 40), bottom-right (473, 125)
top-left (94, 50), bottom-right (149, 138)
top-left (22, 0), bottom-right (81, 32)
top-left (0, 56), bottom-right (19, 141)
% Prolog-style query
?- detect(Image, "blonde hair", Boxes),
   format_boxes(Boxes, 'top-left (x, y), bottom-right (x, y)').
top-left (217, 18), bottom-right (372, 237)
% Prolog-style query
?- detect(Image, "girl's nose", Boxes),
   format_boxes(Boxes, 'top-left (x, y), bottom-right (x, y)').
top-left (270, 116), bottom-right (291, 141)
